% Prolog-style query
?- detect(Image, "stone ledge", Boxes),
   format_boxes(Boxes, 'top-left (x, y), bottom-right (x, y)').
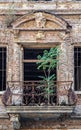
top-left (6, 106), bottom-right (74, 114)
top-left (0, 106), bottom-right (8, 118)
top-left (0, 114), bottom-right (9, 119)
top-left (0, 1), bottom-right (81, 12)
top-left (71, 115), bottom-right (81, 119)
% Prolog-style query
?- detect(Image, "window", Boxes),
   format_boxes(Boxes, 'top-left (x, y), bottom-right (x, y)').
top-left (23, 48), bottom-right (56, 81)
top-left (74, 47), bottom-right (81, 91)
top-left (0, 47), bottom-right (6, 91)
top-left (23, 48), bottom-right (57, 105)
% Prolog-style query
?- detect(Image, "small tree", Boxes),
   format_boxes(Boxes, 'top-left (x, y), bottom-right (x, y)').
top-left (37, 46), bottom-right (60, 105)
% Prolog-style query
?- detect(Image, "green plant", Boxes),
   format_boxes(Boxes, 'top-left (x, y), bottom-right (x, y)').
top-left (37, 46), bottom-right (60, 105)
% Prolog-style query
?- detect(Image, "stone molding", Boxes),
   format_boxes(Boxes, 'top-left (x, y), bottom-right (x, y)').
top-left (12, 12), bottom-right (68, 30)
top-left (11, 11), bottom-right (70, 44)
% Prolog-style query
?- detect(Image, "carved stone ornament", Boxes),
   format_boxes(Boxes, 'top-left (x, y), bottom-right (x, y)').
top-left (35, 12), bottom-right (46, 28)
top-left (36, 31), bottom-right (45, 40)
top-left (13, 29), bottom-right (20, 39)
top-left (10, 114), bottom-right (21, 130)
top-left (1, 86), bottom-right (12, 106)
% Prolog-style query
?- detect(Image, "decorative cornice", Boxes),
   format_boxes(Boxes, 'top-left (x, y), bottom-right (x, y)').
top-left (0, 2), bottom-right (81, 15)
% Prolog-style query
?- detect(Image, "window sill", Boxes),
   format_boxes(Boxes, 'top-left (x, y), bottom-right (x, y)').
top-left (75, 91), bottom-right (81, 94)
top-left (0, 91), bottom-right (5, 95)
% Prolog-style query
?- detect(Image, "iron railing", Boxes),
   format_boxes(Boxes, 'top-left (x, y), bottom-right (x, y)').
top-left (4, 81), bottom-right (73, 106)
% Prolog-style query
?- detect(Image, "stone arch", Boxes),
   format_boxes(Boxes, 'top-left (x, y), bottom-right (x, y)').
top-left (12, 11), bottom-right (71, 43)
top-left (12, 11), bottom-right (69, 30)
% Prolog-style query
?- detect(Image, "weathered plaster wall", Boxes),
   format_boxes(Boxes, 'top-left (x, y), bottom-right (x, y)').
top-left (0, 1), bottom-right (81, 129)
top-left (0, 1), bottom-right (80, 102)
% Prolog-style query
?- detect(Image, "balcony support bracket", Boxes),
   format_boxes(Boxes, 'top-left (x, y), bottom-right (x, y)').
top-left (9, 113), bottom-right (21, 130)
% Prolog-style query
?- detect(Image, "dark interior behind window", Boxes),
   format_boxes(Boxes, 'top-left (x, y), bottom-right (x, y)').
top-left (74, 47), bottom-right (81, 91)
top-left (24, 48), bottom-right (56, 81)
top-left (0, 47), bottom-right (6, 91)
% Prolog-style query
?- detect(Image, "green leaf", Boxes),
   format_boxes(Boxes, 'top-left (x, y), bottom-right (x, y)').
top-left (36, 46), bottom-right (61, 97)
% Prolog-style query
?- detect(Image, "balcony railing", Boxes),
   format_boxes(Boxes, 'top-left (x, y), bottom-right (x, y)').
top-left (2, 81), bottom-right (73, 106)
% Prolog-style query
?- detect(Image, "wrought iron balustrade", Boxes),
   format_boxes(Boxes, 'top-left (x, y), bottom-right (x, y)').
top-left (4, 81), bottom-right (73, 106)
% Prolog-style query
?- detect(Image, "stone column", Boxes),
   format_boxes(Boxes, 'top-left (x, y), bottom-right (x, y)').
top-left (7, 30), bottom-right (14, 82)
top-left (11, 43), bottom-right (23, 105)
top-left (57, 32), bottom-right (73, 105)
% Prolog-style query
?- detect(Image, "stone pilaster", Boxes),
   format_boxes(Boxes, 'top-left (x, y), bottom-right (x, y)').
top-left (7, 30), bottom-right (13, 82)
top-left (11, 43), bottom-right (23, 105)
top-left (57, 32), bottom-right (73, 105)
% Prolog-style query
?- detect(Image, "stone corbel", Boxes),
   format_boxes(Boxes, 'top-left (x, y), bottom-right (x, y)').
top-left (9, 114), bottom-right (21, 130)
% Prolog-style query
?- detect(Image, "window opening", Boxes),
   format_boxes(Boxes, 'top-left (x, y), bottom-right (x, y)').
top-left (23, 48), bottom-right (57, 105)
top-left (74, 47), bottom-right (81, 91)
top-left (23, 48), bottom-right (56, 81)
top-left (0, 47), bottom-right (6, 91)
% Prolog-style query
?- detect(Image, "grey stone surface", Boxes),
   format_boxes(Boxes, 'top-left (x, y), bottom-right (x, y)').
top-left (0, 125), bottom-right (3, 130)
top-left (0, 106), bottom-right (6, 114)
top-left (74, 105), bottom-right (81, 115)
top-left (2, 125), bottom-right (8, 130)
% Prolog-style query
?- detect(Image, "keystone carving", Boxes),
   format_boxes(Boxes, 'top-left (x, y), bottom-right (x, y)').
top-left (35, 12), bottom-right (46, 28)
top-left (36, 31), bottom-right (45, 39)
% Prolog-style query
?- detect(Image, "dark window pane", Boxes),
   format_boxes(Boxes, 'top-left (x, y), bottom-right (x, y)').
top-left (0, 53), bottom-right (2, 59)
top-left (0, 71), bottom-right (2, 77)
top-left (78, 48), bottom-right (81, 52)
top-left (24, 48), bottom-right (56, 81)
top-left (0, 48), bottom-right (2, 52)
top-left (0, 47), bottom-right (6, 91)
top-left (24, 63), bottom-right (43, 80)
top-left (24, 48), bottom-right (48, 60)
top-left (4, 59), bottom-right (6, 69)
top-left (74, 47), bottom-right (77, 51)
top-left (0, 62), bottom-right (2, 69)
top-left (74, 47), bottom-right (81, 91)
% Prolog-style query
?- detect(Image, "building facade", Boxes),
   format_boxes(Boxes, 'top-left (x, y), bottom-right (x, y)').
top-left (0, 0), bottom-right (81, 130)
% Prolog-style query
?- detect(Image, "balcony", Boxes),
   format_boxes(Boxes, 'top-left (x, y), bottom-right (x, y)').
top-left (1, 81), bottom-right (75, 116)
top-left (5, 81), bottom-right (73, 105)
